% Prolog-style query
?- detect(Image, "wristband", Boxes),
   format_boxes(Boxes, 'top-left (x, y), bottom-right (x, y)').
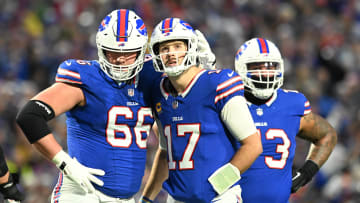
top-left (208, 163), bottom-right (241, 195)
top-left (52, 150), bottom-right (72, 172)
top-left (301, 160), bottom-right (319, 180)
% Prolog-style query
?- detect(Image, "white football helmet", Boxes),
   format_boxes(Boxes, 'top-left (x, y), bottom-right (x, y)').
top-left (235, 38), bottom-right (284, 99)
top-left (149, 18), bottom-right (198, 76)
top-left (96, 9), bottom-right (148, 81)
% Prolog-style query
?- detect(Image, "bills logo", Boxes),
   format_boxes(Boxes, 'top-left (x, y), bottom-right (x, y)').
top-left (98, 15), bottom-right (111, 32)
top-left (180, 20), bottom-right (193, 30)
top-left (136, 19), bottom-right (147, 36)
top-left (118, 43), bottom-right (125, 47)
top-left (235, 43), bottom-right (248, 60)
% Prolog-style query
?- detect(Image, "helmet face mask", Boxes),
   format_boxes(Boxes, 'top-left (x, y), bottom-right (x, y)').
top-left (235, 38), bottom-right (284, 100)
top-left (96, 9), bottom-right (148, 81)
top-left (149, 18), bottom-right (198, 76)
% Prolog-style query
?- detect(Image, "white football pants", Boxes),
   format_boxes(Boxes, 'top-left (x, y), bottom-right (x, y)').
top-left (50, 173), bottom-right (135, 203)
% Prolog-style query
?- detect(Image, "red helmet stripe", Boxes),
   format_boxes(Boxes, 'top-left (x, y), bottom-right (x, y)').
top-left (257, 38), bottom-right (269, 53)
top-left (117, 9), bottom-right (129, 42)
top-left (162, 18), bottom-right (173, 33)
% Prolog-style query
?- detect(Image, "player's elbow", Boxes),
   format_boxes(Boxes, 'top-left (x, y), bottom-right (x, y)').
top-left (244, 131), bottom-right (263, 156)
top-left (16, 100), bottom-right (55, 144)
top-left (252, 132), bottom-right (263, 157)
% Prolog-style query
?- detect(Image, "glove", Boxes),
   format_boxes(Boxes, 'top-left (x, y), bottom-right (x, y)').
top-left (52, 150), bottom-right (105, 193)
top-left (0, 173), bottom-right (25, 201)
top-left (291, 160), bottom-right (319, 193)
top-left (208, 163), bottom-right (241, 195)
top-left (211, 185), bottom-right (242, 203)
top-left (195, 29), bottom-right (216, 69)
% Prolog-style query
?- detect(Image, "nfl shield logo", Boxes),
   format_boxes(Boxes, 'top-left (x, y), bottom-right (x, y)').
top-left (172, 100), bottom-right (178, 109)
top-left (128, 88), bottom-right (134, 97)
top-left (256, 108), bottom-right (263, 116)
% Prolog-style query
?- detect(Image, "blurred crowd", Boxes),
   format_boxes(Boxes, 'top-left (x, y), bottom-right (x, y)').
top-left (0, 0), bottom-right (359, 202)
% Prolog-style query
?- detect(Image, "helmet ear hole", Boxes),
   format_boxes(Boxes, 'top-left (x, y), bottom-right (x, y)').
top-left (153, 43), bottom-right (160, 55)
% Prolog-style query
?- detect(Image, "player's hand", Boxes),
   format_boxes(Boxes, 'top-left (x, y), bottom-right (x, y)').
top-left (208, 163), bottom-right (241, 195)
top-left (211, 185), bottom-right (242, 203)
top-left (195, 29), bottom-right (216, 69)
top-left (0, 173), bottom-right (25, 201)
top-left (52, 150), bottom-right (105, 193)
top-left (291, 160), bottom-right (319, 193)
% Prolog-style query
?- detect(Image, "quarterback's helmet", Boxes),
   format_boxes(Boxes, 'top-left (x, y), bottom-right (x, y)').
top-left (149, 18), bottom-right (198, 76)
top-left (96, 9), bottom-right (148, 81)
top-left (235, 38), bottom-right (284, 99)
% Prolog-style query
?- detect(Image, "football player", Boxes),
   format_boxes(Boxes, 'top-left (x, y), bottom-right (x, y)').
top-left (0, 146), bottom-right (24, 202)
top-left (140, 18), bottom-right (262, 203)
top-left (16, 9), bottom-right (161, 203)
top-left (234, 38), bottom-right (337, 203)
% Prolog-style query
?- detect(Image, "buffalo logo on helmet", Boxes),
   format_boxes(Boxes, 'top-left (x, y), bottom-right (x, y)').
top-left (98, 15), bottom-right (111, 32)
top-left (235, 43), bottom-right (248, 60)
top-left (179, 20), bottom-right (193, 31)
top-left (136, 19), bottom-right (147, 36)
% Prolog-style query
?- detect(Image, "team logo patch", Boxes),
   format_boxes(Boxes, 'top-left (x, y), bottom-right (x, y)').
top-left (98, 15), bottom-right (111, 32)
top-left (256, 108), bottom-right (263, 116)
top-left (156, 102), bottom-right (162, 113)
top-left (136, 19), bottom-right (147, 36)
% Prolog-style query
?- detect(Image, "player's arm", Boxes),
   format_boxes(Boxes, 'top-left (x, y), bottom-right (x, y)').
top-left (141, 148), bottom-right (168, 202)
top-left (18, 82), bottom-right (84, 160)
top-left (208, 96), bottom-right (262, 195)
top-left (16, 82), bottom-right (105, 193)
top-left (0, 147), bottom-right (25, 201)
top-left (141, 119), bottom-right (168, 202)
top-left (291, 112), bottom-right (337, 193)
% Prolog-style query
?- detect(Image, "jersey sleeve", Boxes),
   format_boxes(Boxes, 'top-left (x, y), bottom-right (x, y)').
top-left (221, 96), bottom-right (257, 141)
top-left (303, 99), bottom-right (312, 116)
top-left (55, 59), bottom-right (83, 85)
top-left (213, 69), bottom-right (245, 112)
top-left (283, 89), bottom-right (312, 116)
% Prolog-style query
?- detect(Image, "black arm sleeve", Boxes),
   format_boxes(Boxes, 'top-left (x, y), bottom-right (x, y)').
top-left (16, 100), bottom-right (55, 144)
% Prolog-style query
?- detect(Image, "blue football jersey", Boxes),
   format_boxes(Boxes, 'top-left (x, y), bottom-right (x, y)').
top-left (239, 89), bottom-right (312, 203)
top-left (152, 69), bottom-right (245, 203)
top-left (54, 59), bottom-right (161, 198)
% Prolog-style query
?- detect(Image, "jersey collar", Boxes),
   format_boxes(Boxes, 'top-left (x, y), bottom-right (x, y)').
top-left (160, 69), bottom-right (206, 99)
